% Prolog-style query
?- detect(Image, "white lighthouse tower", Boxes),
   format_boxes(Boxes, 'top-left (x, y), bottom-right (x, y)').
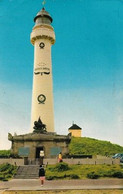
top-left (30, 7), bottom-right (55, 132)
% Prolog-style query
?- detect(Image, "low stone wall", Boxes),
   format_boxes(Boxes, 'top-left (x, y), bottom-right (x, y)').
top-left (0, 158), bottom-right (24, 166)
top-left (44, 158), bottom-right (120, 165)
top-left (0, 158), bottom-right (120, 166)
top-left (44, 158), bottom-right (58, 165)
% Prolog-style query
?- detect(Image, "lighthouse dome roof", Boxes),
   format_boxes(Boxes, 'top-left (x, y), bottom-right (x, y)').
top-left (34, 7), bottom-right (53, 23)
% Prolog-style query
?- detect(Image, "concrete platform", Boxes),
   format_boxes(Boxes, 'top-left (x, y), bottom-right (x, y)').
top-left (0, 178), bottom-right (123, 192)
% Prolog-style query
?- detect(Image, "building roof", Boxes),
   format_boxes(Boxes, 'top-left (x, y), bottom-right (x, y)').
top-left (68, 124), bottom-right (82, 130)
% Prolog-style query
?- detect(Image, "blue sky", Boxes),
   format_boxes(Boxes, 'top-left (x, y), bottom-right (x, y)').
top-left (0, 0), bottom-right (123, 149)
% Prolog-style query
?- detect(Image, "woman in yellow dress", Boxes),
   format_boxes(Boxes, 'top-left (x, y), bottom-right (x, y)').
top-left (58, 152), bottom-right (63, 162)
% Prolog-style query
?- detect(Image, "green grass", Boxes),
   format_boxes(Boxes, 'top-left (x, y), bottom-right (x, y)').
top-left (69, 137), bottom-right (123, 156)
top-left (46, 162), bottom-right (123, 180)
top-left (0, 163), bottom-right (17, 181)
top-left (0, 150), bottom-right (11, 158)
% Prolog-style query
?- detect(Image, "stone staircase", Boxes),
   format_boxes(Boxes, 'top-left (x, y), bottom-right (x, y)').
top-left (14, 165), bottom-right (39, 179)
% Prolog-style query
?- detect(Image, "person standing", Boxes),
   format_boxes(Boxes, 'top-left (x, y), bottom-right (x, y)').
top-left (39, 165), bottom-right (45, 186)
top-left (58, 152), bottom-right (63, 163)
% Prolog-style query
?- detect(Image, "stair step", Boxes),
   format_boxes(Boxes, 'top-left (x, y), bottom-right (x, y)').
top-left (14, 165), bottom-right (39, 179)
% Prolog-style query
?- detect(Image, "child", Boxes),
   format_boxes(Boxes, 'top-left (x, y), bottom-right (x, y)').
top-left (39, 165), bottom-right (45, 186)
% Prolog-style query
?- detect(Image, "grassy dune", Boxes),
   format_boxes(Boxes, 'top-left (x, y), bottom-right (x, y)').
top-left (69, 137), bottom-right (123, 156)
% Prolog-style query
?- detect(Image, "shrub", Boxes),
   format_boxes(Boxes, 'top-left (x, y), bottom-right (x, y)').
top-left (5, 174), bottom-right (12, 179)
top-left (47, 167), bottom-right (55, 172)
top-left (0, 163), bottom-right (10, 172)
top-left (54, 162), bottom-right (70, 172)
top-left (87, 172), bottom-right (100, 179)
top-left (64, 174), bottom-right (70, 178)
top-left (112, 171), bottom-right (123, 178)
top-left (2, 178), bottom-right (8, 181)
top-left (46, 174), bottom-right (67, 180)
top-left (46, 175), bottom-right (55, 180)
top-left (0, 163), bottom-right (17, 181)
top-left (70, 174), bottom-right (80, 179)
top-left (0, 174), bottom-right (4, 180)
top-left (100, 170), bottom-right (114, 178)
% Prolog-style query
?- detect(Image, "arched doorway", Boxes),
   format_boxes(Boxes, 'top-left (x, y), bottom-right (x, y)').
top-left (36, 146), bottom-right (44, 158)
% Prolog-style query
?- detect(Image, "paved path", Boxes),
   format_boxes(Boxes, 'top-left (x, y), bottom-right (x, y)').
top-left (0, 178), bottom-right (123, 191)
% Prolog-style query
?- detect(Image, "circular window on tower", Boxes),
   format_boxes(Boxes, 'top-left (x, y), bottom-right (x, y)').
top-left (37, 94), bottom-right (46, 104)
top-left (39, 42), bottom-right (45, 49)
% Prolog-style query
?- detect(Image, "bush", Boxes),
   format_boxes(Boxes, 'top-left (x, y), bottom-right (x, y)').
top-left (0, 174), bottom-right (4, 180)
top-left (63, 174), bottom-right (70, 178)
top-left (112, 171), bottom-right (123, 178)
top-left (2, 178), bottom-right (8, 181)
top-left (87, 172), bottom-right (100, 179)
top-left (5, 174), bottom-right (12, 179)
top-left (70, 174), bottom-right (80, 179)
top-left (0, 163), bottom-right (10, 172)
top-left (0, 163), bottom-right (17, 181)
top-left (54, 162), bottom-right (70, 172)
top-left (46, 175), bottom-right (65, 180)
top-left (46, 175), bottom-right (55, 180)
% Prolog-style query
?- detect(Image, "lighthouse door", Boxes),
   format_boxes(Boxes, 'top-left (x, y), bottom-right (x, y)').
top-left (36, 146), bottom-right (44, 158)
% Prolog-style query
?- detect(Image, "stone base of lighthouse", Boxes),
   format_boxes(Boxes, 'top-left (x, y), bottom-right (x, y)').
top-left (8, 131), bottom-right (71, 160)
top-left (8, 108), bottom-right (71, 161)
